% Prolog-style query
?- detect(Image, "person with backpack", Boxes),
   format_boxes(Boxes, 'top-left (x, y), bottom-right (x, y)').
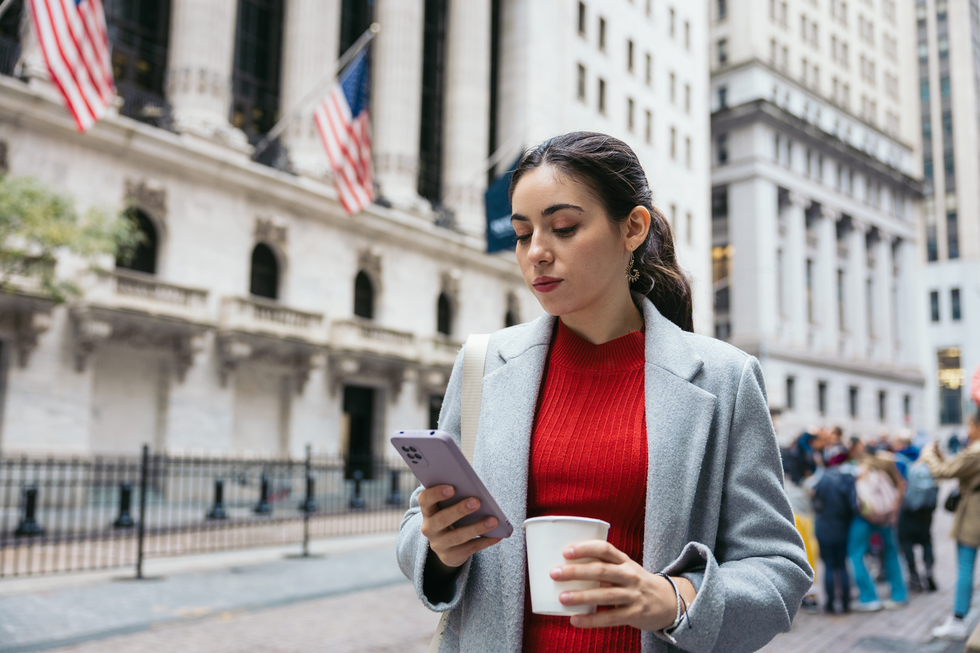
top-left (812, 449), bottom-right (857, 613)
top-left (847, 449), bottom-right (908, 611)
top-left (922, 410), bottom-right (980, 640)
top-left (894, 433), bottom-right (939, 593)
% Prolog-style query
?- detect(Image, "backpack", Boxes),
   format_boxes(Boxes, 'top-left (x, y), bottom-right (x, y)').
top-left (903, 462), bottom-right (938, 512)
top-left (856, 467), bottom-right (899, 525)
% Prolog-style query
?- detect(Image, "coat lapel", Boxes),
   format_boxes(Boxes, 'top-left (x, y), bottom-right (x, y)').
top-left (638, 299), bottom-right (718, 570)
top-left (474, 316), bottom-right (554, 653)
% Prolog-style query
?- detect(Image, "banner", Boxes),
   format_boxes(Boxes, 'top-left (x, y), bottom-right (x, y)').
top-left (484, 157), bottom-right (522, 253)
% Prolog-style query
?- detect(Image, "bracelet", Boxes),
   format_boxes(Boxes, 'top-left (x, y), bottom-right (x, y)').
top-left (655, 572), bottom-right (692, 635)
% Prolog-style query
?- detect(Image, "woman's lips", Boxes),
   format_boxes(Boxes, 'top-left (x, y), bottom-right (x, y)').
top-left (533, 277), bottom-right (562, 293)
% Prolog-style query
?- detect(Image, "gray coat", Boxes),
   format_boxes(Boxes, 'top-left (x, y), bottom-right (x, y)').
top-left (397, 298), bottom-right (813, 653)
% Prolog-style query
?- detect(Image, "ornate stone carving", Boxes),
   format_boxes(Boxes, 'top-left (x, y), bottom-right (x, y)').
top-left (71, 313), bottom-right (113, 372)
top-left (326, 352), bottom-right (407, 399)
top-left (254, 218), bottom-right (288, 250)
top-left (357, 247), bottom-right (383, 289)
top-left (415, 366), bottom-right (451, 404)
top-left (507, 291), bottom-right (521, 322)
top-left (125, 179), bottom-right (167, 221)
top-left (440, 269), bottom-right (461, 302)
top-left (788, 191), bottom-right (812, 209)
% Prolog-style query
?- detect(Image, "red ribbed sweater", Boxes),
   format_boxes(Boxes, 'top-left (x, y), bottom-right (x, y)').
top-left (521, 319), bottom-right (648, 653)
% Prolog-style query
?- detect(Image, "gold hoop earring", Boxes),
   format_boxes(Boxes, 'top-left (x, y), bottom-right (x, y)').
top-left (626, 251), bottom-right (640, 283)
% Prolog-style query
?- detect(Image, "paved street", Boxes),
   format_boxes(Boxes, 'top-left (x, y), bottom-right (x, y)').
top-left (0, 505), bottom-right (978, 652)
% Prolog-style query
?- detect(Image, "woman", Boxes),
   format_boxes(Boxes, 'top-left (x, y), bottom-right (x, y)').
top-left (397, 132), bottom-right (812, 652)
top-left (923, 410), bottom-right (980, 640)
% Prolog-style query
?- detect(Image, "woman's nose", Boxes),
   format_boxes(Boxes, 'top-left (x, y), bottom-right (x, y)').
top-left (526, 236), bottom-right (551, 267)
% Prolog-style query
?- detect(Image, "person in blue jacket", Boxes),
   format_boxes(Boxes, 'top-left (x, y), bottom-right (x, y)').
top-left (812, 448), bottom-right (857, 613)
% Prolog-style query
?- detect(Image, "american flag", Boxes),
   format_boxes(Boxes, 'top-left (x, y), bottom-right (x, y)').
top-left (28, 0), bottom-right (115, 133)
top-left (315, 50), bottom-right (374, 215)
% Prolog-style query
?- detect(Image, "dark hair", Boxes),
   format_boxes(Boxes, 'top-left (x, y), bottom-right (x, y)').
top-left (509, 132), bottom-right (694, 332)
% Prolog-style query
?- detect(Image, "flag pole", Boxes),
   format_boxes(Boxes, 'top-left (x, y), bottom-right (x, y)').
top-left (254, 22), bottom-right (380, 159)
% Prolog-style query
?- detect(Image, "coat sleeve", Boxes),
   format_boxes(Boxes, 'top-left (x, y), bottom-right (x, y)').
top-left (923, 446), bottom-right (980, 482)
top-left (656, 357), bottom-right (814, 653)
top-left (395, 347), bottom-right (475, 612)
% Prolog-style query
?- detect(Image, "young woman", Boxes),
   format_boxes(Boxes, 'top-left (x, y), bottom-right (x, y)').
top-left (397, 132), bottom-right (812, 652)
top-left (923, 411), bottom-right (980, 641)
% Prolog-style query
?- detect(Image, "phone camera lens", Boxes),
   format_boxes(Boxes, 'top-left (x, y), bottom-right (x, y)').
top-left (409, 446), bottom-right (417, 452)
top-left (401, 446), bottom-right (410, 452)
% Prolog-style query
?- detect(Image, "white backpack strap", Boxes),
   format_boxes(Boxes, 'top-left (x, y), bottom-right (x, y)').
top-left (460, 333), bottom-right (490, 463)
top-left (428, 333), bottom-right (490, 653)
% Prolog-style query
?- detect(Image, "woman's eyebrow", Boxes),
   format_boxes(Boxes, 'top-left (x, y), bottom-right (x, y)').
top-left (542, 203), bottom-right (584, 216)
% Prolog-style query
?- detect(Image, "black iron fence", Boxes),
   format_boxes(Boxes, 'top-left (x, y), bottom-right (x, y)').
top-left (0, 446), bottom-right (419, 579)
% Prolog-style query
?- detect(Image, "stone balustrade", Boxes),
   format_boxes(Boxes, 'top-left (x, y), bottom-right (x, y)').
top-left (219, 296), bottom-right (326, 344)
top-left (330, 319), bottom-right (417, 360)
top-left (421, 337), bottom-right (463, 368)
top-left (88, 269), bottom-right (210, 325)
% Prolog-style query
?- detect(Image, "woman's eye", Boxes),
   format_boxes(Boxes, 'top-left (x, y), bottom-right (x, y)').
top-left (514, 233), bottom-right (532, 244)
top-left (553, 226), bottom-right (577, 237)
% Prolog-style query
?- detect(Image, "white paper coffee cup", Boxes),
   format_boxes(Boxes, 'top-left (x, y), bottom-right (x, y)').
top-left (523, 516), bottom-right (611, 616)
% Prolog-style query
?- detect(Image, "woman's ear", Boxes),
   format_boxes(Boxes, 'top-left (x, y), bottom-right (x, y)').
top-left (624, 206), bottom-right (651, 250)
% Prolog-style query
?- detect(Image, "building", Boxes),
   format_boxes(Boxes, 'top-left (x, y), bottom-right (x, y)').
top-left (709, 0), bottom-right (927, 440)
top-left (0, 0), bottom-right (711, 463)
top-left (913, 0), bottom-right (980, 438)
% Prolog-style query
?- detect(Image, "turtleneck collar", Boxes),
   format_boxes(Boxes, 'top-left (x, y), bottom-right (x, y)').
top-left (549, 318), bottom-right (645, 372)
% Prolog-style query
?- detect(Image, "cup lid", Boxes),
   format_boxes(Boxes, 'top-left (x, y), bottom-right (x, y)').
top-left (521, 516), bottom-right (611, 529)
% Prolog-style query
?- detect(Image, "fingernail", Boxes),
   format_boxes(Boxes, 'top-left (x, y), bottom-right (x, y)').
top-left (443, 487), bottom-right (454, 497)
top-left (550, 567), bottom-right (562, 579)
top-left (559, 592), bottom-right (570, 603)
top-left (570, 615), bottom-right (582, 627)
top-left (484, 517), bottom-right (496, 527)
top-left (564, 547), bottom-right (575, 558)
top-left (466, 499), bottom-right (478, 509)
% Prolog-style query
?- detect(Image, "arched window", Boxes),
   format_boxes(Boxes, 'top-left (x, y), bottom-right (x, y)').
top-left (436, 292), bottom-right (452, 336)
top-left (250, 243), bottom-right (279, 299)
top-left (505, 310), bottom-right (519, 328)
top-left (116, 209), bottom-right (158, 275)
top-left (353, 271), bottom-right (374, 319)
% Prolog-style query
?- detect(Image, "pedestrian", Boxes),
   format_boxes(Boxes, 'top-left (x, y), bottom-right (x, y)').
top-left (847, 449), bottom-right (908, 611)
top-left (397, 132), bottom-right (812, 653)
top-left (923, 411), bottom-right (980, 640)
top-left (812, 444), bottom-right (857, 614)
top-left (949, 432), bottom-right (962, 456)
top-left (894, 432), bottom-right (939, 593)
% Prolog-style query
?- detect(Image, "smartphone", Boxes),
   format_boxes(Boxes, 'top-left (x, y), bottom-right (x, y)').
top-left (391, 429), bottom-right (514, 539)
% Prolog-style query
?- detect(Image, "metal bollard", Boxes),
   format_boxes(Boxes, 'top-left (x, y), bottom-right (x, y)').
top-left (253, 475), bottom-right (272, 514)
top-left (349, 469), bottom-right (366, 509)
top-left (15, 486), bottom-right (44, 537)
top-left (386, 469), bottom-right (402, 506)
top-left (300, 475), bottom-right (316, 513)
top-left (208, 479), bottom-right (227, 520)
top-left (113, 483), bottom-right (135, 528)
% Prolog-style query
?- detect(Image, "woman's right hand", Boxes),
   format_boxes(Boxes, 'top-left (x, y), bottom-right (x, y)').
top-left (419, 485), bottom-right (502, 569)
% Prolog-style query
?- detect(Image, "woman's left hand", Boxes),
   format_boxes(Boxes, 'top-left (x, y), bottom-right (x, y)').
top-left (551, 540), bottom-right (697, 631)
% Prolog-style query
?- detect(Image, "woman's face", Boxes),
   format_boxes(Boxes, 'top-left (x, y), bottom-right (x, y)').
top-left (510, 166), bottom-right (633, 319)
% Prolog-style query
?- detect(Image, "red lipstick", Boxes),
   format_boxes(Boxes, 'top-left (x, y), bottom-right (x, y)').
top-left (532, 276), bottom-right (563, 293)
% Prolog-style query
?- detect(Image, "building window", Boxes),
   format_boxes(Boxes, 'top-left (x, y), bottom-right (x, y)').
top-left (250, 243), bottom-right (279, 300)
top-left (947, 210), bottom-right (960, 259)
top-left (837, 269), bottom-right (846, 331)
top-left (670, 72), bottom-right (676, 103)
top-left (232, 0), bottom-right (286, 141)
top-left (577, 63), bottom-right (586, 101)
top-left (0, 0), bottom-right (23, 77)
top-left (718, 0), bottom-right (727, 20)
top-left (952, 288), bottom-right (962, 321)
top-left (598, 77), bottom-right (606, 113)
top-left (645, 110), bottom-right (652, 144)
top-left (428, 394), bottom-right (443, 430)
top-left (670, 7), bottom-right (675, 37)
top-left (718, 85), bottom-right (727, 109)
top-left (116, 209), bottom-right (158, 275)
top-left (437, 292), bottom-right (453, 336)
top-left (685, 212), bottom-right (692, 244)
top-left (578, 1), bottom-right (586, 35)
top-left (818, 381), bottom-right (828, 415)
top-left (599, 16), bottom-right (606, 50)
top-left (684, 84), bottom-right (690, 113)
top-left (670, 126), bottom-right (676, 159)
top-left (627, 97), bottom-right (635, 131)
top-left (505, 309), bottom-right (519, 328)
top-left (685, 136), bottom-right (691, 168)
top-left (806, 259), bottom-right (814, 323)
top-left (930, 290), bottom-right (940, 322)
top-left (718, 38), bottom-right (728, 64)
top-left (627, 39), bottom-right (635, 72)
top-left (927, 222), bottom-right (938, 262)
top-left (716, 134), bottom-right (729, 164)
top-left (684, 20), bottom-right (690, 49)
top-left (878, 390), bottom-right (887, 422)
top-left (645, 53), bottom-right (652, 85)
top-left (938, 347), bottom-right (963, 425)
top-left (354, 271), bottom-right (374, 319)
top-left (105, 0), bottom-right (172, 125)
top-left (418, 0), bottom-right (449, 203)
top-left (904, 394), bottom-right (912, 422)
top-left (849, 385), bottom-right (859, 418)
top-left (786, 376), bottom-right (796, 410)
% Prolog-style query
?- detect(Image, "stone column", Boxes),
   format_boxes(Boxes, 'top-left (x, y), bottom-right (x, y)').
top-left (816, 208), bottom-right (841, 355)
top-left (893, 237), bottom-right (915, 368)
top-left (847, 219), bottom-right (869, 360)
top-left (166, 0), bottom-right (248, 150)
top-left (783, 192), bottom-right (810, 348)
top-left (728, 177), bottom-right (780, 347)
top-left (16, 6), bottom-right (50, 85)
top-left (279, 0), bottom-right (341, 177)
top-left (372, 0), bottom-right (426, 208)
top-left (441, 0), bottom-right (493, 237)
top-left (874, 233), bottom-right (895, 364)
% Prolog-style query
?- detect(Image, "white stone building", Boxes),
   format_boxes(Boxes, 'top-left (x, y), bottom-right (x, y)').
top-left (913, 0), bottom-right (980, 438)
top-left (709, 0), bottom-right (928, 441)
top-left (0, 0), bottom-right (711, 465)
